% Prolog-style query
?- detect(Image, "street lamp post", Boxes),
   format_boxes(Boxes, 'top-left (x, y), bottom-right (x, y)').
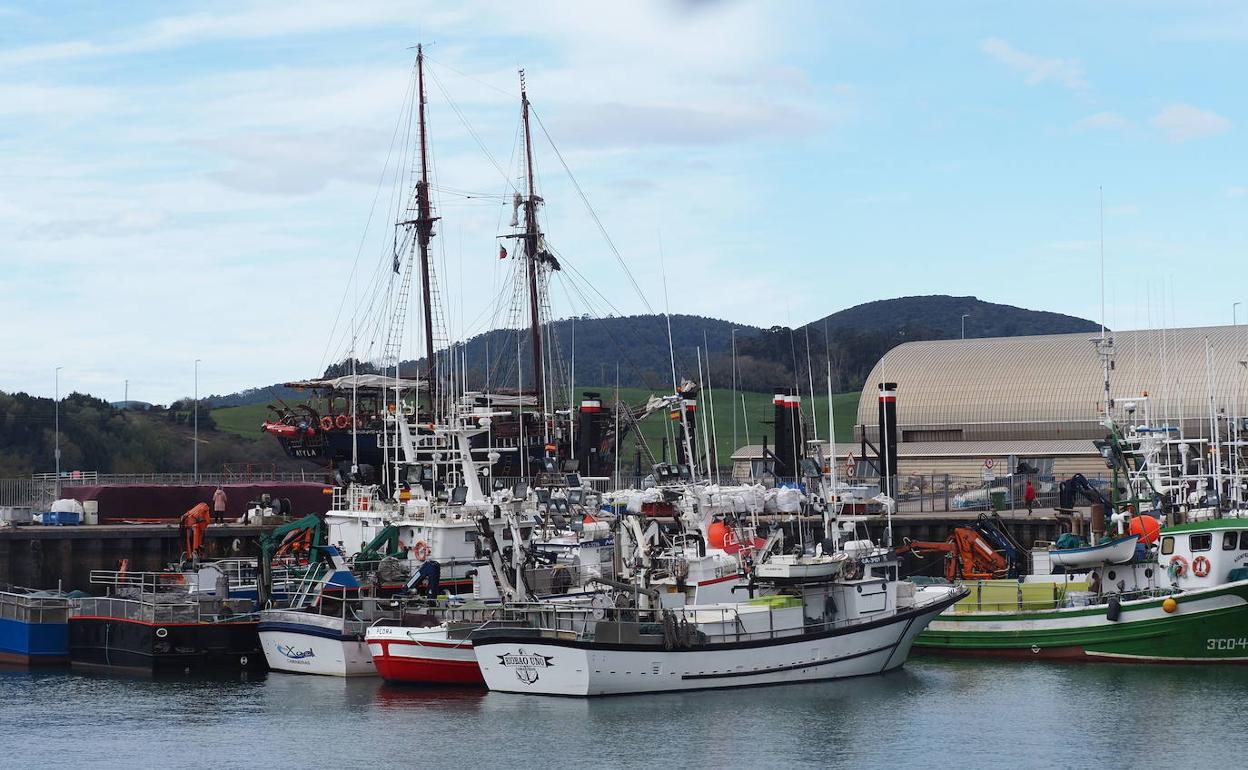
top-left (194, 359), bottom-right (201, 482)
top-left (731, 328), bottom-right (739, 457)
top-left (54, 366), bottom-right (63, 499)
top-left (961, 314), bottom-right (970, 340)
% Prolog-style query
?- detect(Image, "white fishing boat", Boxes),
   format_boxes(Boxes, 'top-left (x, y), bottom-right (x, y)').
top-left (257, 547), bottom-right (387, 677)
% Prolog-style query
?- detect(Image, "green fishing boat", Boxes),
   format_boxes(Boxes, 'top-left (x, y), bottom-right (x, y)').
top-left (912, 333), bottom-right (1248, 662)
top-left (914, 518), bottom-right (1248, 662)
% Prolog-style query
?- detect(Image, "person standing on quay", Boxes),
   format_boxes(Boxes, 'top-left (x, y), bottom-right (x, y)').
top-left (212, 486), bottom-right (228, 525)
top-left (1024, 479), bottom-right (1037, 514)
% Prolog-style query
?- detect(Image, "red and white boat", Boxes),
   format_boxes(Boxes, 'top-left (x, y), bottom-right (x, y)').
top-left (366, 619), bottom-right (483, 685)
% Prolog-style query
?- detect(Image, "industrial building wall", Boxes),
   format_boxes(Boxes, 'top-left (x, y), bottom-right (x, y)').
top-left (856, 325), bottom-right (1248, 444)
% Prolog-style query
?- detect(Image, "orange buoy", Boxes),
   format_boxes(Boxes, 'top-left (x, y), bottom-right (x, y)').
top-left (1128, 515), bottom-right (1161, 544)
top-left (1162, 597), bottom-right (1178, 613)
top-left (708, 521), bottom-right (730, 550)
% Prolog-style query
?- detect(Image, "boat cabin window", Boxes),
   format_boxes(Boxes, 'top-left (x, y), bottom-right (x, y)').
top-left (1189, 533), bottom-right (1212, 552)
top-left (1224, 532), bottom-right (1238, 551)
top-left (1240, 531), bottom-right (1248, 550)
top-left (1160, 536), bottom-right (1174, 555)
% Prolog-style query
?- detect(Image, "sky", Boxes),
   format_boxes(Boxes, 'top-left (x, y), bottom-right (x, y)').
top-left (2, 0), bottom-right (1247, 404)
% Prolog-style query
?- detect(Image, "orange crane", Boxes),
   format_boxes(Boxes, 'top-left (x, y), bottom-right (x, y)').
top-left (180, 502), bottom-right (213, 560)
top-left (897, 527), bottom-right (1010, 581)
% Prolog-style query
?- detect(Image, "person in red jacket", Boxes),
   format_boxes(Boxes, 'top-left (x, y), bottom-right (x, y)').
top-left (1024, 479), bottom-right (1037, 514)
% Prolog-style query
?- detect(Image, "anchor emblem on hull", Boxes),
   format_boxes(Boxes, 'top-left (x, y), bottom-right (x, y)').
top-left (497, 648), bottom-right (554, 684)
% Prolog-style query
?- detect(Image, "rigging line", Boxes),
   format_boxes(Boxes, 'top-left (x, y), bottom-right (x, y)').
top-left (319, 62), bottom-right (416, 374)
top-left (528, 107), bottom-right (653, 314)
top-left (423, 53), bottom-right (514, 98)
top-left (550, 252), bottom-right (671, 364)
top-left (553, 271), bottom-right (667, 386)
top-left (427, 66), bottom-right (518, 193)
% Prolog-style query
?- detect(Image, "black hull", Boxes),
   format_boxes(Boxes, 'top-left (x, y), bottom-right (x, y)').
top-left (68, 619), bottom-right (266, 674)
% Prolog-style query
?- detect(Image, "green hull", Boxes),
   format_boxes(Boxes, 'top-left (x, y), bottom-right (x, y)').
top-left (916, 580), bottom-right (1248, 662)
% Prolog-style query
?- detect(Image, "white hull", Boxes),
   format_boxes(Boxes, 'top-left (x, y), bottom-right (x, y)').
top-left (258, 611), bottom-right (376, 677)
top-left (1048, 535), bottom-right (1139, 568)
top-left (473, 591), bottom-right (958, 696)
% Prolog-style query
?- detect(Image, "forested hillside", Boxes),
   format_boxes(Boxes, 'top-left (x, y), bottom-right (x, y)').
top-left (0, 391), bottom-right (297, 477)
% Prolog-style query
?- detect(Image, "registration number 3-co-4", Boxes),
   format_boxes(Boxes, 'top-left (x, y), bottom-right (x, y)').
top-left (1207, 638), bottom-right (1248, 650)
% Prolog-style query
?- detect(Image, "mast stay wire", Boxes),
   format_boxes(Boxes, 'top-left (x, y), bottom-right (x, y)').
top-left (319, 61), bottom-right (418, 374)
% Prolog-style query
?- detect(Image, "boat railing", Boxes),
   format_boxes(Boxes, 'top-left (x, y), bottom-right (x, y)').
top-left (89, 569), bottom-right (194, 593)
top-left (954, 580), bottom-right (1172, 613)
top-left (71, 595), bottom-right (255, 624)
top-left (434, 599), bottom-right (879, 648)
top-left (0, 589), bottom-right (72, 624)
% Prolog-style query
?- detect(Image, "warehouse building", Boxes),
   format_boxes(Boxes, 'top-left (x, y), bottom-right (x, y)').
top-left (732, 325), bottom-right (1247, 484)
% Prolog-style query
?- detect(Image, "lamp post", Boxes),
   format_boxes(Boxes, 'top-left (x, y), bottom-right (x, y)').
top-left (731, 328), bottom-right (739, 457)
top-left (54, 366), bottom-right (63, 499)
top-left (961, 314), bottom-right (970, 340)
top-left (194, 358), bottom-right (201, 482)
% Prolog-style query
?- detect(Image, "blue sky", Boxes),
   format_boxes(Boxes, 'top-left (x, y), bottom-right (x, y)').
top-left (2, 1), bottom-right (1246, 403)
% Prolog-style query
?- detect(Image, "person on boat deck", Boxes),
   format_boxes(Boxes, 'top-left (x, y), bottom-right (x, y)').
top-left (1024, 479), bottom-right (1037, 514)
top-left (212, 486), bottom-right (228, 525)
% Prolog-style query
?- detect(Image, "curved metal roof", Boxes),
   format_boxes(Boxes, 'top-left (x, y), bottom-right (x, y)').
top-left (856, 325), bottom-right (1248, 442)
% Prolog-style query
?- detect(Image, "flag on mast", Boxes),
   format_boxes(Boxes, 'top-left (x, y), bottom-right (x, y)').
top-left (499, 245), bottom-right (508, 260)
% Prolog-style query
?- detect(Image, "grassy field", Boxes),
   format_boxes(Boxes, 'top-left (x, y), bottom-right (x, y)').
top-left (211, 388), bottom-right (861, 467)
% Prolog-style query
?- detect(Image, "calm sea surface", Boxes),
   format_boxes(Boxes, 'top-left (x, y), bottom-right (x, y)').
top-left (2, 657), bottom-right (1241, 769)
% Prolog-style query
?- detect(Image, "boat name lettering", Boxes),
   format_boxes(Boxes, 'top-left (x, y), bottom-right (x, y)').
top-left (1206, 638), bottom-right (1248, 651)
top-left (497, 648), bottom-right (553, 684)
top-left (276, 644), bottom-right (316, 660)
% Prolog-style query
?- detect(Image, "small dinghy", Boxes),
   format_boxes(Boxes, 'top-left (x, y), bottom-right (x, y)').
top-left (1048, 534), bottom-right (1139, 569)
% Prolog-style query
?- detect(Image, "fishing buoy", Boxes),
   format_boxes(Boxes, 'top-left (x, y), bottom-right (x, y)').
top-left (1128, 515), bottom-right (1161, 544)
top-left (1162, 598), bottom-right (1178, 613)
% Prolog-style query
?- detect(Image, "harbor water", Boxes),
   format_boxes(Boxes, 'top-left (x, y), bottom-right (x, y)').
top-left (3, 657), bottom-right (1241, 769)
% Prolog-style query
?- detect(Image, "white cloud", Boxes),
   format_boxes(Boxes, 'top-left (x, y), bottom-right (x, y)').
top-left (1151, 103), bottom-right (1231, 142)
top-left (1, 1), bottom-right (837, 402)
top-left (980, 37), bottom-right (1087, 90)
top-left (1074, 111), bottom-right (1130, 131)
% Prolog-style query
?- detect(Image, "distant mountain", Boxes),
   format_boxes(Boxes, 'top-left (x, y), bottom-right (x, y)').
top-left (210, 296), bottom-right (1099, 405)
top-left (733, 295), bottom-right (1100, 394)
top-left (814, 295), bottom-right (1101, 340)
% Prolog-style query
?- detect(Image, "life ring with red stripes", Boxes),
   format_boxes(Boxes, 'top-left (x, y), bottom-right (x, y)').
top-left (1169, 555), bottom-right (1189, 578)
top-left (412, 540), bottom-right (431, 562)
top-left (335, 414), bottom-right (350, 430)
top-left (320, 416), bottom-right (333, 431)
top-left (1192, 555), bottom-right (1212, 578)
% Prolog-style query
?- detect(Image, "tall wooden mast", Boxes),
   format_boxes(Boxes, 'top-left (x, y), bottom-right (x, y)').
top-left (520, 70), bottom-right (545, 414)
top-left (414, 45), bottom-right (438, 407)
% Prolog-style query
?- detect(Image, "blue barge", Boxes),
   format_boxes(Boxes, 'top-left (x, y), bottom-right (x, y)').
top-left (0, 588), bottom-right (70, 665)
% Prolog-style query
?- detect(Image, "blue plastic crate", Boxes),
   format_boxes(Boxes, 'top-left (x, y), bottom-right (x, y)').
top-left (39, 511), bottom-right (80, 526)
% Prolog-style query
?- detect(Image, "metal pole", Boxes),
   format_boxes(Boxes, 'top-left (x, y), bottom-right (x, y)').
top-left (54, 366), bottom-right (62, 499)
top-left (731, 328), bottom-right (738, 459)
top-left (961, 314), bottom-right (969, 340)
top-left (194, 358), bottom-right (201, 482)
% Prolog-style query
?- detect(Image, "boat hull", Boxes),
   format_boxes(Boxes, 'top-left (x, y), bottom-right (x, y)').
top-left (68, 618), bottom-right (265, 674)
top-left (366, 624), bottom-right (483, 686)
top-left (258, 612), bottom-right (375, 677)
top-left (915, 579), bottom-right (1248, 662)
top-left (0, 617), bottom-right (68, 666)
top-left (473, 589), bottom-right (964, 696)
